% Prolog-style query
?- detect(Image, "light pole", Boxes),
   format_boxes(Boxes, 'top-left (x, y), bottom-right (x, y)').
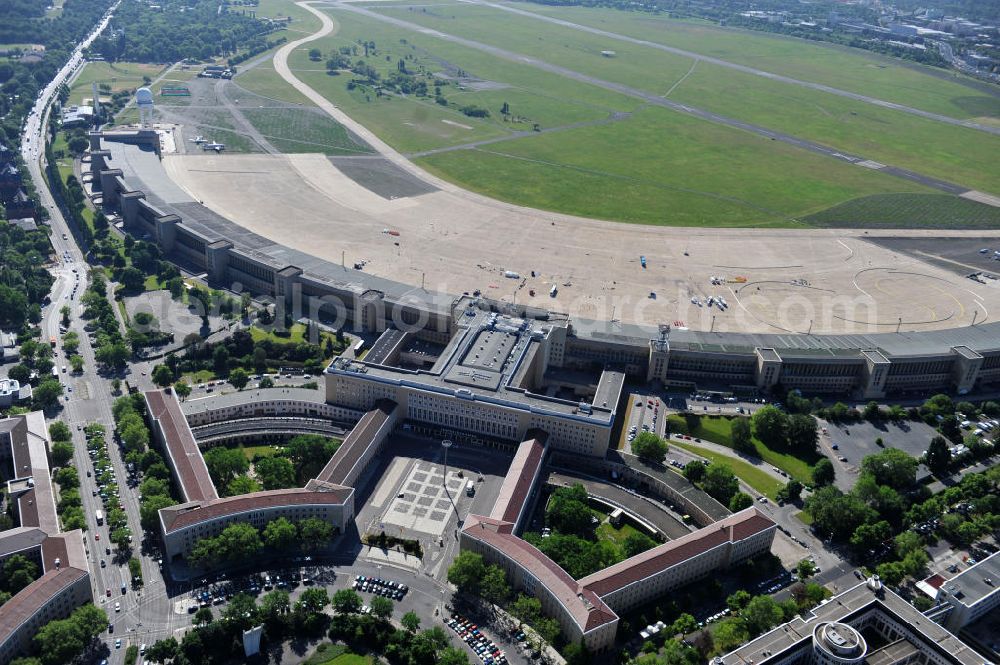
top-left (442, 439), bottom-right (453, 485)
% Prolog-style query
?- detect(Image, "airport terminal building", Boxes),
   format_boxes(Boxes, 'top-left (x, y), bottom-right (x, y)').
top-left (91, 130), bottom-right (1000, 407)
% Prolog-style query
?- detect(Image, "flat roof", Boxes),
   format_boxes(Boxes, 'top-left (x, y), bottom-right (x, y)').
top-left (720, 579), bottom-right (987, 665)
top-left (490, 432), bottom-right (547, 526)
top-left (145, 389), bottom-right (218, 503)
top-left (315, 401), bottom-right (396, 486)
top-left (103, 139), bottom-right (455, 315)
top-left (332, 312), bottom-right (615, 425)
top-left (160, 485), bottom-right (353, 534)
top-left (180, 386), bottom-right (326, 417)
top-left (939, 551), bottom-right (1000, 607)
top-left (579, 508), bottom-right (774, 596)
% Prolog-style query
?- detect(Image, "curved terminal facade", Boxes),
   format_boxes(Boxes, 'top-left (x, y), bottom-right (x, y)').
top-left (94, 131), bottom-right (1000, 404)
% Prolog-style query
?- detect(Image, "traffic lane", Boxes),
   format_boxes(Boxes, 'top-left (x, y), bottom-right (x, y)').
top-left (545, 471), bottom-right (691, 539)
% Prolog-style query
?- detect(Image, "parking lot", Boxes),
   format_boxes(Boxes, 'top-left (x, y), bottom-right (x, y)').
top-left (819, 418), bottom-right (938, 489)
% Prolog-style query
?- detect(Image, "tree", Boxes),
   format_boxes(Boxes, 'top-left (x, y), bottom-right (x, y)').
top-left (752, 406), bottom-right (788, 448)
top-left (727, 589), bottom-right (751, 613)
top-left (50, 439), bottom-right (75, 466)
top-left (439, 648), bottom-right (470, 665)
top-left (402, 610), bottom-right (421, 633)
top-left (861, 449), bottom-right (917, 489)
top-left (227, 475), bottom-right (261, 495)
top-left (731, 417), bottom-right (755, 454)
top-left (369, 595), bottom-right (393, 620)
top-left (447, 551), bottom-right (486, 594)
top-left (32, 379), bottom-right (64, 409)
top-left (797, 558), bottom-right (816, 579)
top-left (309, 47), bottom-right (322, 60)
top-left (729, 492), bottom-right (754, 512)
top-left (850, 520), bottom-right (892, 552)
top-left (263, 517), bottom-right (298, 550)
top-left (741, 595), bottom-right (784, 635)
top-left (146, 637), bottom-right (179, 663)
top-left (863, 401), bottom-right (881, 421)
top-left (480, 564), bottom-right (510, 604)
top-left (69, 354), bottom-right (84, 373)
top-left (223, 593), bottom-right (260, 631)
top-left (255, 456), bottom-right (296, 490)
top-left (193, 606), bottom-right (213, 626)
top-left (703, 463), bottom-right (739, 504)
top-left (298, 517), bottom-right (334, 549)
top-left (622, 531), bottom-right (657, 558)
top-left (285, 434), bottom-right (340, 482)
top-left (151, 364), bottom-right (173, 387)
top-left (812, 457), bottom-right (835, 486)
top-left (260, 589), bottom-right (290, 624)
top-left (49, 421), bottom-right (71, 442)
top-left (510, 594), bottom-right (542, 624)
top-left (203, 446), bottom-right (249, 487)
top-left (925, 435), bottom-right (951, 474)
top-left (632, 431), bottom-right (668, 464)
top-left (174, 380), bottom-right (191, 400)
top-left (672, 613), bottom-right (698, 636)
top-left (259, 375), bottom-right (275, 389)
top-left (777, 479), bottom-right (803, 504)
top-left (298, 587), bottom-right (330, 614)
top-left (54, 466), bottom-right (79, 490)
top-left (229, 367), bottom-right (250, 390)
top-left (683, 460), bottom-right (706, 483)
top-left (713, 617), bottom-right (750, 652)
top-left (140, 495), bottom-right (176, 531)
top-left (546, 484), bottom-right (595, 537)
top-left (332, 588), bottom-right (362, 614)
top-left (2, 555), bottom-right (38, 593)
top-left (787, 415), bottom-right (818, 451)
top-left (213, 345), bottom-right (230, 373)
top-left (894, 530), bottom-right (923, 558)
top-left (805, 486), bottom-right (876, 541)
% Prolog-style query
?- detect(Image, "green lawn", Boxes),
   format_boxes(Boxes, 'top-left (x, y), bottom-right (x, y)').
top-left (250, 322), bottom-right (339, 347)
top-left (242, 445), bottom-right (284, 461)
top-left (377, 3), bottom-right (1000, 195)
top-left (672, 440), bottom-right (784, 500)
top-left (417, 105), bottom-right (930, 227)
top-left (796, 510), bottom-right (814, 526)
top-left (805, 193), bottom-right (1000, 229)
top-left (305, 644), bottom-right (370, 665)
top-left (501, 2), bottom-right (1000, 123)
top-left (182, 369), bottom-right (218, 384)
top-left (596, 520), bottom-right (645, 546)
top-left (668, 414), bottom-right (816, 484)
top-left (70, 61), bottom-right (166, 106)
top-left (240, 107), bottom-right (373, 155)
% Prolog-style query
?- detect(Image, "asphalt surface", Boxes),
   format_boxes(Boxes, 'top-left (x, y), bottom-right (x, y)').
top-left (467, 0), bottom-right (1000, 137)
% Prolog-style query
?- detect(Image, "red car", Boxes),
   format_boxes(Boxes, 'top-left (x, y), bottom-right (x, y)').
top-left (95, 533), bottom-right (100, 541)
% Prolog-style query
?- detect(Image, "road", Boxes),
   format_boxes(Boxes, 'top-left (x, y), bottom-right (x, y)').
top-left (464, 0), bottom-right (1000, 137)
top-left (318, 1), bottom-right (984, 199)
top-left (23, 2), bottom-right (186, 660)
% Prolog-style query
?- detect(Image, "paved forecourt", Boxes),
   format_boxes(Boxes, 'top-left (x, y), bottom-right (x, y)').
top-left (162, 152), bottom-right (1000, 336)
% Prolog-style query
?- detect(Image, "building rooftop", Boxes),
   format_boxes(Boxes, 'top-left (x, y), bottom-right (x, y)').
top-left (719, 578), bottom-right (987, 665)
top-left (490, 432), bottom-right (547, 527)
top-left (180, 386), bottom-right (326, 417)
top-left (145, 389), bottom-right (218, 503)
top-left (330, 311), bottom-right (618, 425)
top-left (0, 568), bottom-right (88, 648)
top-left (462, 516), bottom-right (618, 634)
top-left (937, 551), bottom-right (999, 608)
top-left (315, 401), bottom-right (397, 486)
top-left (159, 484), bottom-right (354, 534)
top-left (579, 508), bottom-right (774, 596)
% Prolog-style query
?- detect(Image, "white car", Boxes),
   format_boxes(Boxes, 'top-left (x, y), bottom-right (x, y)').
top-left (114, 602), bottom-right (120, 613)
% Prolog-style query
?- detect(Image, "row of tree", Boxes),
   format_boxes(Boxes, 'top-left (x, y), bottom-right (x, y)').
top-left (187, 516), bottom-right (335, 569)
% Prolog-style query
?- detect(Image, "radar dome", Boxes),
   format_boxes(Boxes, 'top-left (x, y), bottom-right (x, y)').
top-left (136, 87), bottom-right (154, 106)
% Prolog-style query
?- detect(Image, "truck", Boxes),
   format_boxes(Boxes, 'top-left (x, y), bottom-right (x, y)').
top-left (95, 510), bottom-right (104, 526)
top-left (549, 285), bottom-right (558, 298)
top-left (465, 480), bottom-right (475, 497)
top-left (640, 255), bottom-right (647, 268)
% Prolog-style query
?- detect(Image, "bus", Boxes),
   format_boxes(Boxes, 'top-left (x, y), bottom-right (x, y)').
top-left (465, 480), bottom-right (475, 497)
top-left (51, 366), bottom-right (59, 377)
top-left (353, 339), bottom-right (364, 355)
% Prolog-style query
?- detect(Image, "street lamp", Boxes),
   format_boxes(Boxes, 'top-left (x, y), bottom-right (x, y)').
top-left (442, 439), bottom-right (453, 485)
